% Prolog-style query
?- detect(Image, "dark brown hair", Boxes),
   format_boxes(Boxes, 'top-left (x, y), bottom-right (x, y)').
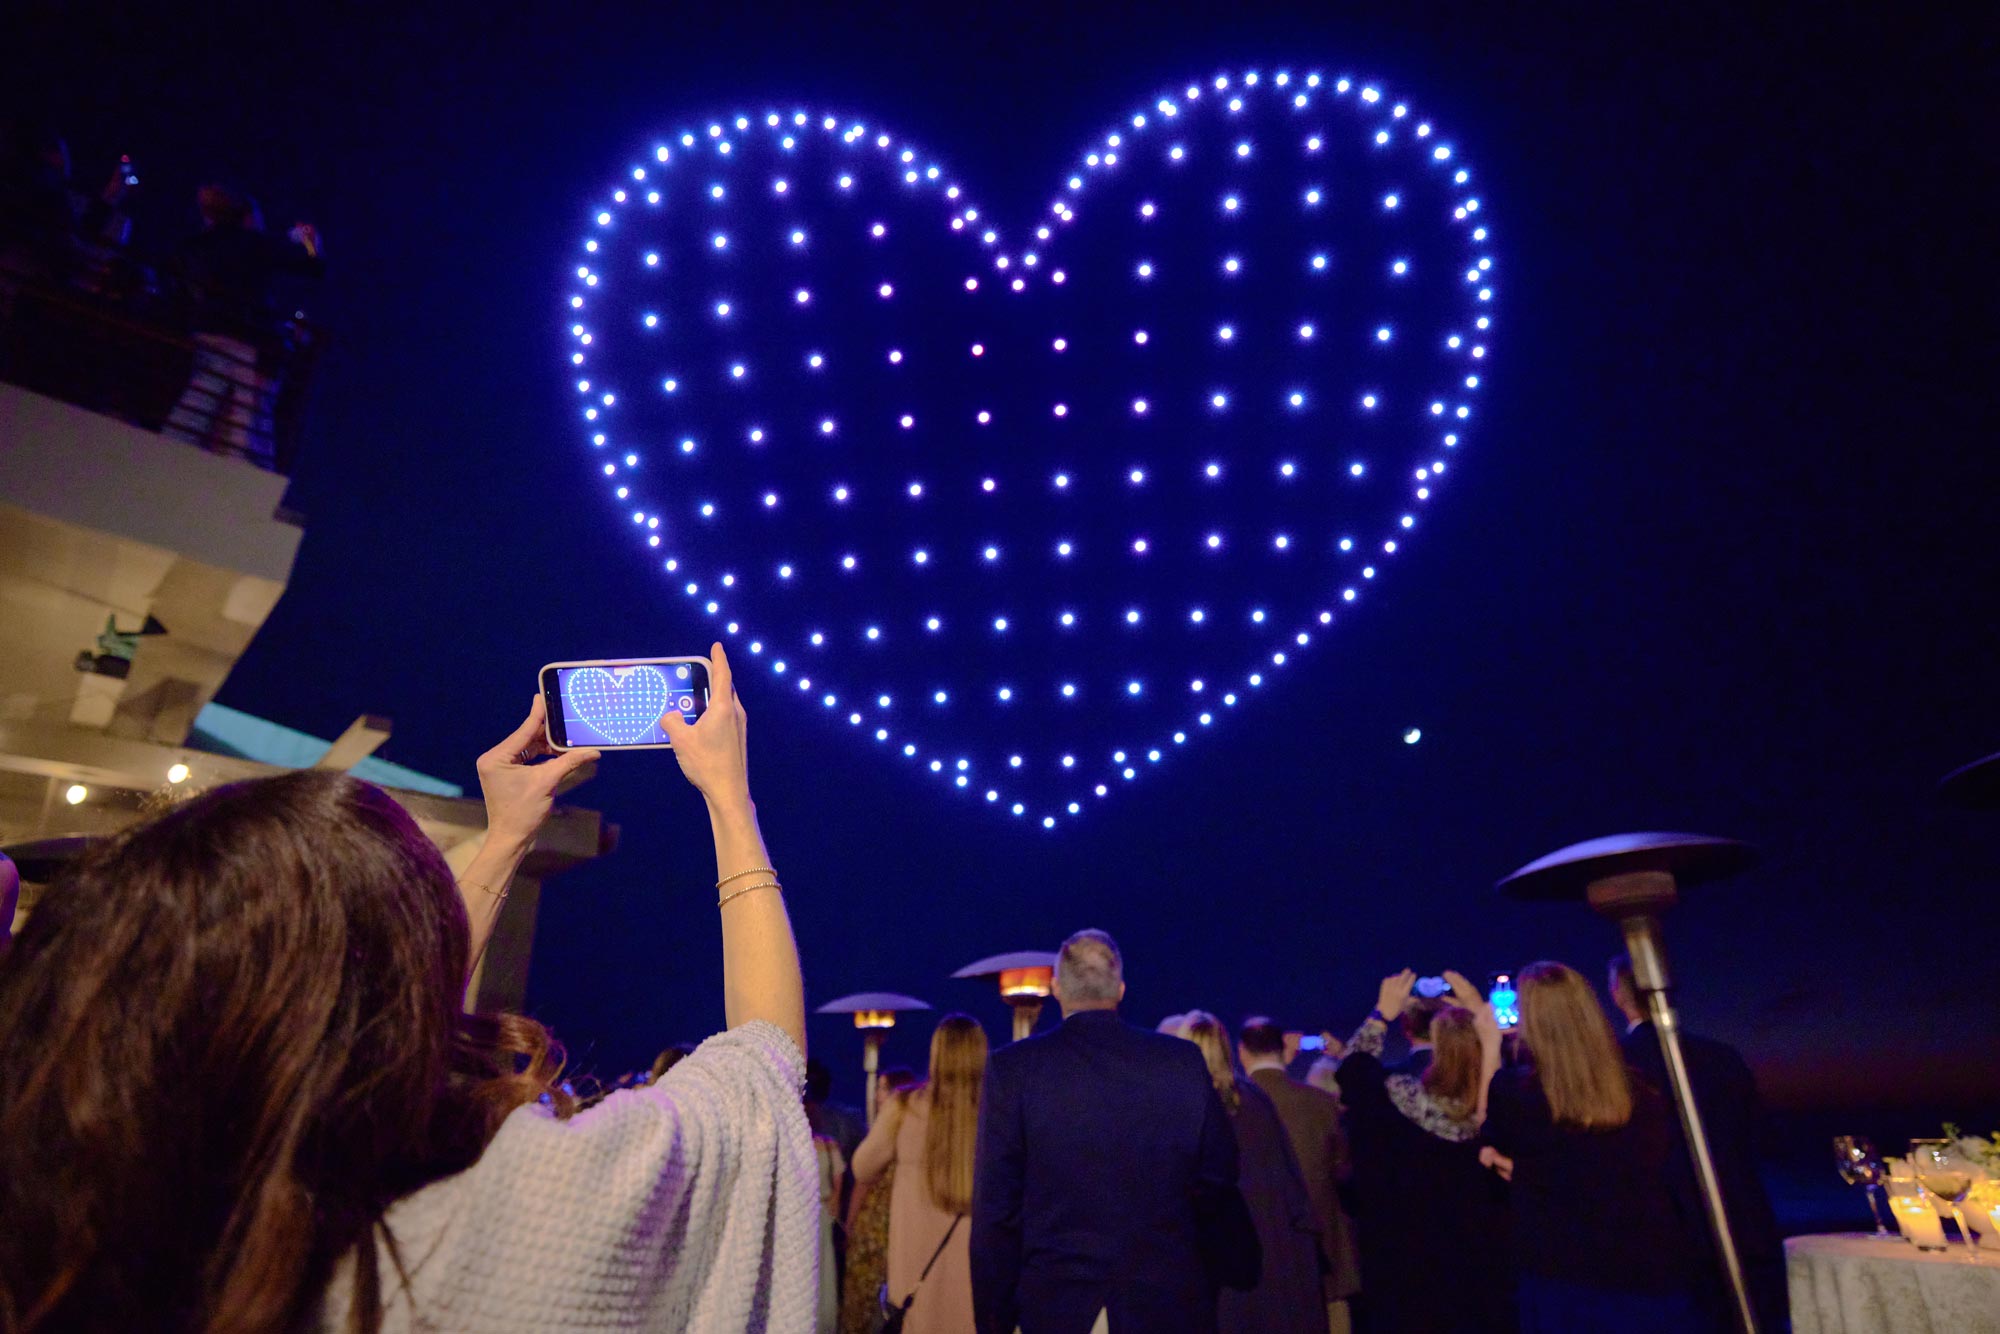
top-left (0, 771), bottom-right (569, 1332)
top-left (1237, 1016), bottom-right (1285, 1058)
top-left (1400, 995), bottom-right (1445, 1043)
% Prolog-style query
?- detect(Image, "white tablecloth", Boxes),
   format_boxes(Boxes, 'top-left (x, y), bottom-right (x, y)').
top-left (1788, 1233), bottom-right (2000, 1333)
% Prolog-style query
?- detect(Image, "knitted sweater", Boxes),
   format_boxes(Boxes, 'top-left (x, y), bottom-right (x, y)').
top-left (316, 1020), bottom-right (817, 1332)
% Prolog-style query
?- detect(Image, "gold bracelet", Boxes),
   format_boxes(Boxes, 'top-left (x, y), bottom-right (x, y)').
top-left (716, 865), bottom-right (777, 890)
top-left (462, 879), bottom-right (509, 900)
top-left (718, 880), bottom-right (781, 909)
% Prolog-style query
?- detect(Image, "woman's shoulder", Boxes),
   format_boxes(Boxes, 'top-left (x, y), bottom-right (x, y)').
top-left (893, 1087), bottom-right (932, 1131)
top-left (462, 1020), bottom-right (806, 1175)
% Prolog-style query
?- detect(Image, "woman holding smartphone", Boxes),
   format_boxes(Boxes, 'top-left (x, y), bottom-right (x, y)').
top-left (0, 644), bottom-right (816, 1332)
top-left (1336, 969), bottom-right (1512, 1334)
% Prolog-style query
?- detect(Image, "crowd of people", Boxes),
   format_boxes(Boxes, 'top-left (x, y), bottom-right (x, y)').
top-left (0, 119), bottom-right (324, 464)
top-left (0, 644), bottom-right (1785, 1333)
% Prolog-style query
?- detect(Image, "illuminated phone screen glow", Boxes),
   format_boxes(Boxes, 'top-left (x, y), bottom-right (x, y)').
top-left (555, 662), bottom-right (707, 747)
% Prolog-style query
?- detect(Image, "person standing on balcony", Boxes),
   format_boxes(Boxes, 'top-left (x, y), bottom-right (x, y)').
top-left (164, 182), bottom-right (322, 464)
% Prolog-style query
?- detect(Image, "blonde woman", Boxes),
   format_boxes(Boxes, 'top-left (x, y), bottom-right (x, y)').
top-left (853, 1014), bottom-right (987, 1333)
top-left (1180, 1012), bottom-right (1325, 1334)
top-left (1484, 962), bottom-right (1704, 1332)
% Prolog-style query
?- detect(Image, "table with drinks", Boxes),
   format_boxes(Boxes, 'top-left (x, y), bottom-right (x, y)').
top-left (1788, 1135), bottom-right (2000, 1334)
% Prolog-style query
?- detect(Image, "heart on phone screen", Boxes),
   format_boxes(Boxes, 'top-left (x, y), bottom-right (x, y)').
top-left (563, 67), bottom-right (1495, 827)
top-left (563, 666), bottom-right (673, 746)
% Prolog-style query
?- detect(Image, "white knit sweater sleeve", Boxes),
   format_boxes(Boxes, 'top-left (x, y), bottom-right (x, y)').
top-left (318, 1020), bottom-right (818, 1333)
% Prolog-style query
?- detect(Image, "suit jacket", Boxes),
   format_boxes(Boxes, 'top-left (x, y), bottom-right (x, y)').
top-left (1218, 1078), bottom-right (1331, 1333)
top-left (1248, 1066), bottom-right (1362, 1301)
top-left (970, 1009), bottom-right (1250, 1334)
top-left (1621, 1023), bottom-right (1787, 1329)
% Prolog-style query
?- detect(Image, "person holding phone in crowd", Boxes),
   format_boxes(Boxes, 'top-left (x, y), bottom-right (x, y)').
top-left (0, 644), bottom-right (819, 1332)
top-left (1336, 969), bottom-right (1512, 1333)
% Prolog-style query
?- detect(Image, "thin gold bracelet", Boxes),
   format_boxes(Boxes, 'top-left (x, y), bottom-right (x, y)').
top-left (716, 865), bottom-right (777, 890)
top-left (462, 879), bottom-right (509, 900)
top-left (718, 880), bottom-right (781, 909)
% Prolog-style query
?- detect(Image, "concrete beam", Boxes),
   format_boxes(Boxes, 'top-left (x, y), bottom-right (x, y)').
top-left (316, 715), bottom-right (393, 772)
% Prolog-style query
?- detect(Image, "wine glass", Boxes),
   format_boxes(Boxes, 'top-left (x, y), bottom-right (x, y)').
top-left (1833, 1136), bottom-right (1893, 1237)
top-left (1910, 1138), bottom-right (1980, 1259)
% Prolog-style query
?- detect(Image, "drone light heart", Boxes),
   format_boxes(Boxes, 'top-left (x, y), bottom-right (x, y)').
top-left (564, 70), bottom-right (1494, 828)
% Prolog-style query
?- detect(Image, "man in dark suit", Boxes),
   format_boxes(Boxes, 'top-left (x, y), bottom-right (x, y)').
top-left (1239, 1017), bottom-right (1360, 1334)
top-left (1609, 955), bottom-right (1788, 1332)
top-left (971, 929), bottom-right (1255, 1334)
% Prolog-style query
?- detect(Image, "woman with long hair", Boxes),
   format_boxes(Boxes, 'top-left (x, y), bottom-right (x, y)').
top-left (1335, 970), bottom-right (1513, 1333)
top-left (851, 1014), bottom-right (987, 1333)
top-left (1180, 1012), bottom-right (1325, 1334)
top-left (840, 1068), bottom-right (921, 1334)
top-left (0, 644), bottom-right (815, 1332)
top-left (1483, 961), bottom-right (1705, 1332)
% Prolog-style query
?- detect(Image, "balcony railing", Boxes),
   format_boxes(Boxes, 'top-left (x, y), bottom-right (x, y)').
top-left (0, 272), bottom-right (322, 477)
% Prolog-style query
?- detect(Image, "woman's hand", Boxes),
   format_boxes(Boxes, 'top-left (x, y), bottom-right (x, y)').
top-left (1375, 968), bottom-right (1418, 1021)
top-left (476, 695), bottom-right (601, 850)
top-left (663, 643), bottom-right (749, 813)
top-left (1479, 1146), bottom-right (1514, 1182)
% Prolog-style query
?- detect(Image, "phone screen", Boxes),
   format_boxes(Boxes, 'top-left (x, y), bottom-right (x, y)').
top-left (541, 658), bottom-right (709, 749)
top-left (1488, 974), bottom-right (1521, 1030)
top-left (1297, 1034), bottom-right (1327, 1052)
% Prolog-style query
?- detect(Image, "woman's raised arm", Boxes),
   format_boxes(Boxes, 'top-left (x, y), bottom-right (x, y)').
top-left (665, 644), bottom-right (806, 1054)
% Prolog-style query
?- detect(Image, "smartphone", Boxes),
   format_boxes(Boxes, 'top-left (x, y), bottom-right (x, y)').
top-left (538, 657), bottom-right (710, 750)
top-left (1414, 975), bottom-right (1451, 999)
top-left (1488, 973), bottom-right (1521, 1031)
top-left (1297, 1034), bottom-right (1327, 1052)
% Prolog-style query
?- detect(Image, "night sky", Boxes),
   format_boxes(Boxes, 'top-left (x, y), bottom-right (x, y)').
top-left (12, 2), bottom-right (1996, 1117)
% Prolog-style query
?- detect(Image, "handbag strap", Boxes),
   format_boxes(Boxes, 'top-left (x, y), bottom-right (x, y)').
top-left (896, 1214), bottom-right (965, 1311)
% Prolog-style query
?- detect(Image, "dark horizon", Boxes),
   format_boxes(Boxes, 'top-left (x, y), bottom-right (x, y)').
top-left (10, 0), bottom-right (1996, 1127)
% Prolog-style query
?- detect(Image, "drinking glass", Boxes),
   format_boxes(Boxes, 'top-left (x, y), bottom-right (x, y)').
top-left (1833, 1135), bottom-right (1893, 1237)
top-left (1911, 1138), bottom-right (1980, 1259)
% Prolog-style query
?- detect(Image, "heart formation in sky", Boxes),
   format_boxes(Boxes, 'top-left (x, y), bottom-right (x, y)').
top-left (563, 66), bottom-right (1496, 829)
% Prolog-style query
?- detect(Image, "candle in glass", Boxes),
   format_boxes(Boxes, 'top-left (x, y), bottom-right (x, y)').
top-left (1890, 1194), bottom-right (1949, 1251)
